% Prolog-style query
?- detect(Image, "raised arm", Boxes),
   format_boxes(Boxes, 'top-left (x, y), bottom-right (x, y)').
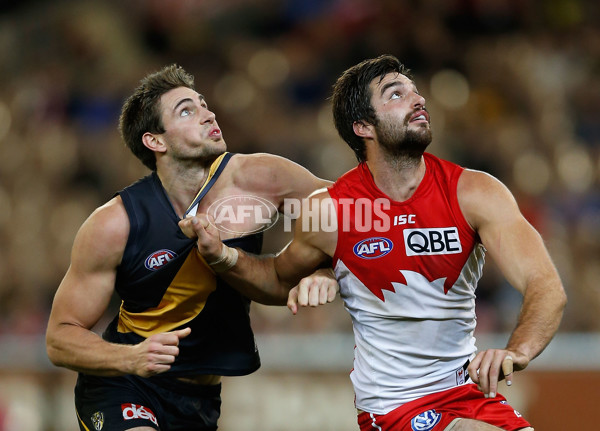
top-left (179, 190), bottom-right (338, 307)
top-left (231, 153), bottom-right (332, 210)
top-left (459, 170), bottom-right (567, 397)
top-left (46, 197), bottom-right (190, 377)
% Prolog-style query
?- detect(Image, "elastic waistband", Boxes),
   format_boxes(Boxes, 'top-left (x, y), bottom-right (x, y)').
top-left (148, 375), bottom-right (222, 397)
top-left (357, 359), bottom-right (472, 416)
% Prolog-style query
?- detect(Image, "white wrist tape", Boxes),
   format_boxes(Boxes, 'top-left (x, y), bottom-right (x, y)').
top-left (207, 245), bottom-right (239, 272)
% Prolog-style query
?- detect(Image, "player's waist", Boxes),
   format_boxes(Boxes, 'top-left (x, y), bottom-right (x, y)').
top-left (148, 374), bottom-right (223, 397)
top-left (354, 359), bottom-right (471, 415)
top-left (176, 375), bottom-right (222, 385)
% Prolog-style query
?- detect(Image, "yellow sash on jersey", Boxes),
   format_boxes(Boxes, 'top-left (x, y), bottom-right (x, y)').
top-left (117, 153), bottom-right (229, 336)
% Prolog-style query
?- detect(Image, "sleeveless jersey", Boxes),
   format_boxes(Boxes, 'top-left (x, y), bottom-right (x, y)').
top-left (103, 152), bottom-right (262, 377)
top-left (328, 152), bottom-right (485, 414)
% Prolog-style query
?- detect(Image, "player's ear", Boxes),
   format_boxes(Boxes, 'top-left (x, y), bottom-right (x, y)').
top-left (142, 132), bottom-right (166, 154)
top-left (353, 121), bottom-right (374, 139)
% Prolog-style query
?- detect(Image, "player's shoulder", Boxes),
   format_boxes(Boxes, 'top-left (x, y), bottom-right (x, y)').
top-left (457, 169), bottom-right (520, 228)
top-left (67, 196), bottom-right (130, 269)
top-left (230, 152), bottom-right (305, 173)
top-left (78, 196), bottom-right (130, 248)
top-left (228, 152), bottom-right (326, 194)
top-left (458, 169), bottom-right (512, 198)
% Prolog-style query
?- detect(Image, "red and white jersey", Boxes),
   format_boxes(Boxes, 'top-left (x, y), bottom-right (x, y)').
top-left (328, 153), bottom-right (485, 414)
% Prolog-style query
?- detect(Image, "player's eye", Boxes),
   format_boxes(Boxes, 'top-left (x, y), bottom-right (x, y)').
top-left (180, 108), bottom-right (193, 117)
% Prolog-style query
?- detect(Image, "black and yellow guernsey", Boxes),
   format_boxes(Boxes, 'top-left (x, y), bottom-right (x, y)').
top-left (103, 152), bottom-right (261, 376)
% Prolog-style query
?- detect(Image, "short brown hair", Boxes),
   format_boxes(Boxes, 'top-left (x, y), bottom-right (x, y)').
top-left (119, 64), bottom-right (195, 171)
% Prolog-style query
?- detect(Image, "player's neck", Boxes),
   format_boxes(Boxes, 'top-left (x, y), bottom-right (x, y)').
top-left (156, 157), bottom-right (218, 218)
top-left (365, 151), bottom-right (426, 202)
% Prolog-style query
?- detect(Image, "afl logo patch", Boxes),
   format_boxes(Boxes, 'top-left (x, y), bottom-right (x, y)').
top-left (144, 249), bottom-right (177, 270)
top-left (411, 409), bottom-right (441, 431)
top-left (353, 237), bottom-right (393, 259)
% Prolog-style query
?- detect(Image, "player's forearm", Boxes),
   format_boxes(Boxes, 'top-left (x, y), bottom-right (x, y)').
top-left (218, 249), bottom-right (291, 305)
top-left (505, 274), bottom-right (567, 362)
top-left (46, 323), bottom-right (134, 376)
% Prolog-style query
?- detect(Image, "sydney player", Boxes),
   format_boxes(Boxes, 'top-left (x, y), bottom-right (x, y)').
top-left (181, 55), bottom-right (566, 430)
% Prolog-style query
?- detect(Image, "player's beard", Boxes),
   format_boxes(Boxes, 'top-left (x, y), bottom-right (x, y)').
top-left (375, 112), bottom-right (432, 161)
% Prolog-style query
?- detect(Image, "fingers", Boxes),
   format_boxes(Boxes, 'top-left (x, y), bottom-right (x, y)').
top-left (467, 354), bottom-right (482, 385)
top-left (327, 284), bottom-right (337, 302)
top-left (296, 277), bottom-right (311, 307)
top-left (178, 215), bottom-right (215, 238)
top-left (288, 268), bottom-right (338, 314)
top-left (308, 278), bottom-right (323, 306)
top-left (175, 327), bottom-right (192, 340)
top-left (469, 350), bottom-right (513, 398)
top-left (502, 355), bottom-right (513, 386)
top-left (287, 286), bottom-right (299, 315)
top-left (137, 328), bottom-right (191, 377)
top-left (153, 327), bottom-right (191, 345)
top-left (179, 215), bottom-right (223, 262)
top-left (296, 277), bottom-right (335, 307)
top-left (178, 217), bottom-right (198, 239)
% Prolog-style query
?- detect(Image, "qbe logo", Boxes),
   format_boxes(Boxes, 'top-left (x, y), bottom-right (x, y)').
top-left (353, 237), bottom-right (393, 259)
top-left (403, 227), bottom-right (462, 256)
top-left (121, 403), bottom-right (158, 426)
top-left (206, 195), bottom-right (279, 235)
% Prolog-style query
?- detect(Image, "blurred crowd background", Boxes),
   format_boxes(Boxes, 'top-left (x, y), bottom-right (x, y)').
top-left (1, 0), bottom-right (598, 337)
top-left (0, 0), bottom-right (599, 429)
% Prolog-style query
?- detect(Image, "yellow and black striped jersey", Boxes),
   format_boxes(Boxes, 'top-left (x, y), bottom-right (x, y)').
top-left (104, 153), bottom-right (262, 376)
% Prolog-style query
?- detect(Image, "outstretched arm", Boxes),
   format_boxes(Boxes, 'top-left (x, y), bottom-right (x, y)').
top-left (460, 170), bottom-right (567, 398)
top-left (46, 198), bottom-right (190, 377)
top-left (179, 191), bottom-right (338, 307)
top-left (232, 153), bottom-right (332, 210)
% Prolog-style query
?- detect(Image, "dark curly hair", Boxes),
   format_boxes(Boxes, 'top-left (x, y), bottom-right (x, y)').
top-left (331, 55), bottom-right (411, 162)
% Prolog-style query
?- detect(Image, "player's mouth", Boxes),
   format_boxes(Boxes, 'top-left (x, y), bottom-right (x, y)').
top-left (409, 109), bottom-right (429, 124)
top-left (209, 128), bottom-right (222, 138)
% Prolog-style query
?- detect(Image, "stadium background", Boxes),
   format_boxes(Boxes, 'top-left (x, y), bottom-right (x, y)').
top-left (0, 0), bottom-right (598, 430)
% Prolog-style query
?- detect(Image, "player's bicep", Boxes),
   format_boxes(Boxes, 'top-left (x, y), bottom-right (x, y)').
top-left (274, 238), bottom-right (331, 287)
top-left (246, 153), bottom-right (331, 203)
top-left (481, 215), bottom-right (554, 295)
top-left (459, 171), bottom-right (553, 294)
top-left (274, 194), bottom-right (336, 286)
top-left (50, 264), bottom-right (116, 330)
top-left (48, 199), bottom-right (128, 330)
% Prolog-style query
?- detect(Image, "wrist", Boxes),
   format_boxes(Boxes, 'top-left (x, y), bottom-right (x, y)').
top-left (204, 245), bottom-right (239, 272)
top-left (505, 344), bottom-right (533, 363)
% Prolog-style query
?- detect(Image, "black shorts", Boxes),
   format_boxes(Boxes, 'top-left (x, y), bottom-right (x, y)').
top-left (74, 373), bottom-right (221, 431)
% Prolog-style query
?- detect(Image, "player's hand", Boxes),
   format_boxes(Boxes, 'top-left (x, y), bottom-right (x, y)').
top-left (178, 215), bottom-right (223, 263)
top-left (130, 328), bottom-right (191, 377)
top-left (287, 268), bottom-right (338, 314)
top-left (467, 349), bottom-right (529, 398)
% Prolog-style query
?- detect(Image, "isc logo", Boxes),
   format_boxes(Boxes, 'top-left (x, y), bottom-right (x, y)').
top-left (144, 249), bottom-right (177, 271)
top-left (403, 227), bottom-right (462, 256)
top-left (353, 237), bottom-right (393, 259)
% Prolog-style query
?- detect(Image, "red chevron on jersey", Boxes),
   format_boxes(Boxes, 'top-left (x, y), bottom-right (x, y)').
top-left (329, 153), bottom-right (478, 302)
